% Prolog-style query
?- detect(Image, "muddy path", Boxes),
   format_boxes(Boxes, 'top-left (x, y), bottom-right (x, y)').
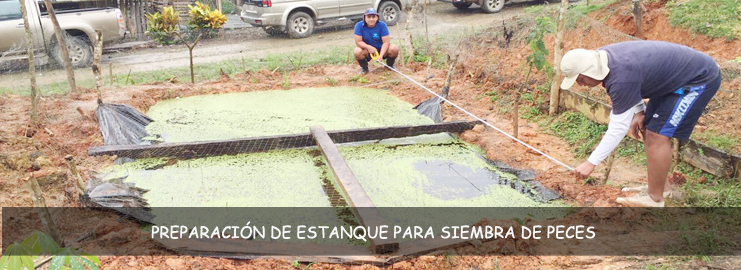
top-left (0, 1), bottom-right (554, 90)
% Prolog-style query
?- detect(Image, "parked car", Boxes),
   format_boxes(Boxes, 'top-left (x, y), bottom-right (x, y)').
top-left (240, 0), bottom-right (407, 39)
top-left (437, 0), bottom-right (505, 13)
top-left (439, 0), bottom-right (579, 14)
top-left (0, 0), bottom-right (126, 68)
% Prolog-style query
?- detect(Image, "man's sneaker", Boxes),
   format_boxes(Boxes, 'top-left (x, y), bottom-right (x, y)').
top-left (360, 67), bottom-right (369, 74)
top-left (615, 195), bottom-right (664, 207)
top-left (622, 185), bottom-right (672, 198)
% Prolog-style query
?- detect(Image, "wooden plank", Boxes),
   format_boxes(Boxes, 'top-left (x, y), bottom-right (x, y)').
top-left (680, 140), bottom-right (734, 178)
top-left (559, 89), bottom-right (611, 125)
top-left (559, 88), bottom-right (740, 180)
top-left (88, 121), bottom-right (478, 158)
top-left (310, 125), bottom-right (399, 254)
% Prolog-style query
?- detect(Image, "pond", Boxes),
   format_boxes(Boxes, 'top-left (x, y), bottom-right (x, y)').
top-left (102, 87), bottom-right (561, 228)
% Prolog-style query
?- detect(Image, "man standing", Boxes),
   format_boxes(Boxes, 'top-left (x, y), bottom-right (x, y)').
top-left (353, 8), bottom-right (399, 74)
top-left (560, 40), bottom-right (721, 207)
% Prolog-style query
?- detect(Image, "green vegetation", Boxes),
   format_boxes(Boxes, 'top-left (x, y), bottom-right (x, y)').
top-left (0, 231), bottom-right (100, 270)
top-left (616, 139), bottom-right (647, 165)
top-left (668, 0), bottom-right (741, 40)
top-left (570, 0), bottom-right (618, 15)
top-left (0, 46), bottom-right (352, 96)
top-left (692, 130), bottom-right (739, 153)
top-left (549, 111), bottom-right (607, 157)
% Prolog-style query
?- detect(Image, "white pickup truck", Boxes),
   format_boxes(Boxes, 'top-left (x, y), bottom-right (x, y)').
top-left (0, 0), bottom-right (126, 68)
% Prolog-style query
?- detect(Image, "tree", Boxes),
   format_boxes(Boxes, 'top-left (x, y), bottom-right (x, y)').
top-left (145, 3), bottom-right (226, 83)
top-left (513, 16), bottom-right (553, 138)
top-left (549, 0), bottom-right (570, 115)
top-left (18, 0), bottom-right (38, 125)
top-left (44, 0), bottom-right (76, 92)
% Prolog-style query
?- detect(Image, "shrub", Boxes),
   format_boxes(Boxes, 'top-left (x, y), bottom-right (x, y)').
top-left (145, 7), bottom-right (180, 45)
top-left (188, 1), bottom-right (228, 39)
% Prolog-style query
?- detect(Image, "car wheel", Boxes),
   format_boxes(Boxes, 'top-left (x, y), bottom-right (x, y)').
top-left (264, 26), bottom-right (285, 37)
top-left (480, 0), bottom-right (504, 13)
top-left (379, 1), bottom-right (400, 26)
top-left (52, 36), bottom-right (92, 68)
top-left (453, 1), bottom-right (473, 10)
top-left (286, 11), bottom-right (314, 39)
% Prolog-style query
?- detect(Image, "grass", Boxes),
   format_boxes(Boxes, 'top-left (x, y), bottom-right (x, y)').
top-left (570, 0), bottom-right (618, 15)
top-left (616, 139), bottom-right (647, 165)
top-left (549, 111), bottom-right (607, 158)
top-left (691, 130), bottom-right (739, 153)
top-left (668, 0), bottom-right (741, 40)
top-left (0, 45), bottom-right (353, 96)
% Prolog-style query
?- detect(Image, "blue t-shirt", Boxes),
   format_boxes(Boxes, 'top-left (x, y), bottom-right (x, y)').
top-left (600, 41), bottom-right (719, 114)
top-left (353, 21), bottom-right (390, 51)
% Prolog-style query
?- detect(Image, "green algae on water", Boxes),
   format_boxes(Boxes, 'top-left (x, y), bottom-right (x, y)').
top-left (145, 87), bottom-right (435, 142)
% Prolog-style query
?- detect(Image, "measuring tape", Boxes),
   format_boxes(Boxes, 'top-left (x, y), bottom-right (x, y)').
top-left (372, 60), bottom-right (575, 171)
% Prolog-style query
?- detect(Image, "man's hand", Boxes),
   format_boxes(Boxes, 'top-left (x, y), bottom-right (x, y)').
top-left (367, 46), bottom-right (378, 56)
top-left (575, 162), bottom-right (596, 180)
top-left (629, 111), bottom-right (646, 141)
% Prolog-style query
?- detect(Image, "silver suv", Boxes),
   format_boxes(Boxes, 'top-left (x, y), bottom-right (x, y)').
top-left (240, 0), bottom-right (406, 38)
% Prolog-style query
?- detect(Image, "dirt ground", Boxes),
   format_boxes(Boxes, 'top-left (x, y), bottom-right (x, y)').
top-left (1, 1), bottom-right (740, 269)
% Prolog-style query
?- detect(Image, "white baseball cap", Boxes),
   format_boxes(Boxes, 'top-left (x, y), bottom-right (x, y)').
top-left (560, 49), bottom-right (610, 89)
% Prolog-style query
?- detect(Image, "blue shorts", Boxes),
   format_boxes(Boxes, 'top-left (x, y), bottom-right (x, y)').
top-left (644, 72), bottom-right (721, 140)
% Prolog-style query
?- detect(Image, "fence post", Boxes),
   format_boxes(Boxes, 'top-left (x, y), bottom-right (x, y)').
top-left (549, 0), bottom-right (569, 115)
top-left (632, 0), bottom-right (643, 39)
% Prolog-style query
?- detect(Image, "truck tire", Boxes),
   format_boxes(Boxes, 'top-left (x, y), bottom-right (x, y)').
top-left (264, 26), bottom-right (285, 37)
top-left (286, 11), bottom-right (314, 39)
top-left (52, 36), bottom-right (92, 68)
top-left (379, 1), bottom-right (400, 26)
top-left (453, 1), bottom-right (473, 10)
top-left (480, 0), bottom-right (504, 13)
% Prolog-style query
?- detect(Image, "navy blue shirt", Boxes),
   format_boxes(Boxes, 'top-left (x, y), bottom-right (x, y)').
top-left (600, 41), bottom-right (719, 114)
top-left (354, 21), bottom-right (390, 51)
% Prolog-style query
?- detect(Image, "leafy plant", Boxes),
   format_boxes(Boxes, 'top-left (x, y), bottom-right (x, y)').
top-left (513, 16), bottom-right (554, 137)
top-left (325, 77), bottom-right (338, 86)
top-left (145, 7), bottom-right (180, 45)
top-left (282, 74), bottom-right (291, 89)
top-left (188, 1), bottom-right (227, 39)
top-left (0, 231), bottom-right (100, 270)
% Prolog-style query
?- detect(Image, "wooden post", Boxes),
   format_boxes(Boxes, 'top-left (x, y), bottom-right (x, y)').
top-left (602, 150), bottom-right (617, 185)
top-left (404, 1), bottom-right (419, 64)
top-left (44, 0), bottom-right (76, 93)
top-left (671, 138), bottom-right (680, 173)
top-left (28, 176), bottom-right (64, 246)
top-left (93, 31), bottom-right (104, 102)
top-left (513, 65), bottom-right (533, 138)
top-left (549, 0), bottom-right (569, 115)
top-left (19, 0), bottom-right (39, 125)
top-left (632, 0), bottom-right (643, 39)
top-left (64, 155), bottom-right (86, 195)
top-left (424, 0), bottom-right (429, 47)
top-left (109, 62), bottom-right (114, 86)
top-left (217, 0), bottom-right (222, 13)
top-left (396, 24), bottom-right (403, 67)
top-left (310, 125), bottom-right (399, 254)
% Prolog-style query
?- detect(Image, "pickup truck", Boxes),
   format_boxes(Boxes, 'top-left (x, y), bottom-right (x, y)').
top-left (437, 0), bottom-right (505, 13)
top-left (0, 0), bottom-right (126, 68)
top-left (240, 0), bottom-right (406, 38)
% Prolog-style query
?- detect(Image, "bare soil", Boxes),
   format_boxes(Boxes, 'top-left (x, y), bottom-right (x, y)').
top-left (2, 1), bottom-right (740, 269)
